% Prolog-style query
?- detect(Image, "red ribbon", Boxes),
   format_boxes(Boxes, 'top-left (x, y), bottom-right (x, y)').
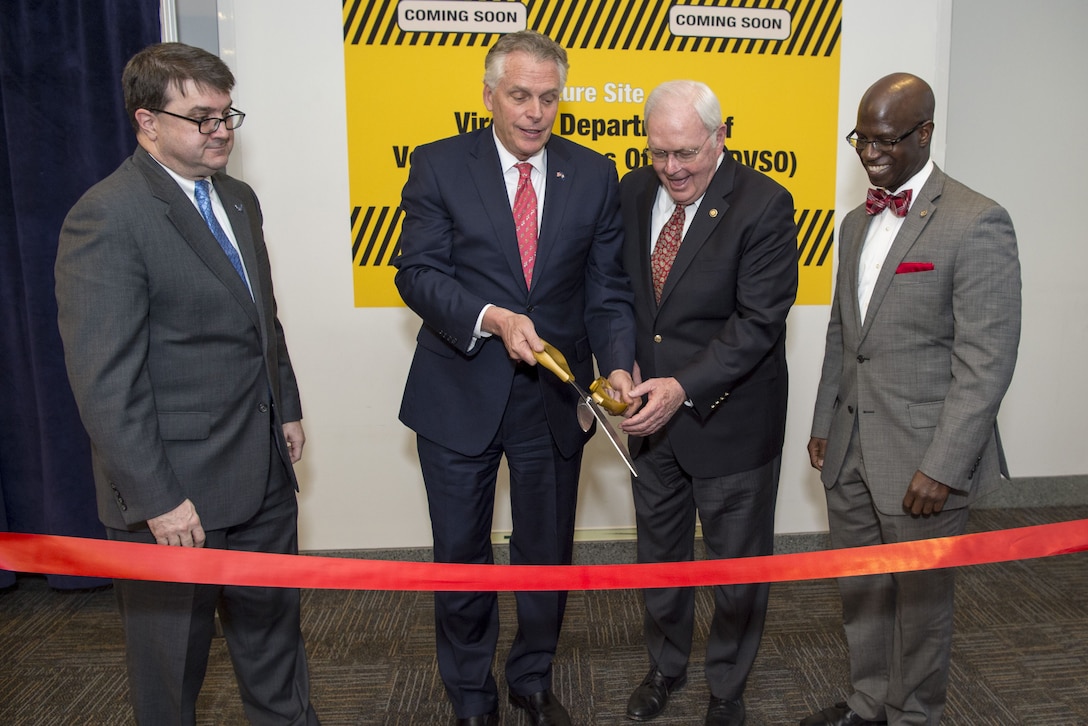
top-left (1, 520), bottom-right (1085, 591)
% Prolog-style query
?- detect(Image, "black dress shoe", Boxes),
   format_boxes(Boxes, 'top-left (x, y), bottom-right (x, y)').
top-left (626, 667), bottom-right (688, 721)
top-left (457, 713), bottom-right (498, 726)
top-left (508, 689), bottom-right (571, 726)
top-left (800, 702), bottom-right (886, 726)
top-left (705, 696), bottom-right (745, 726)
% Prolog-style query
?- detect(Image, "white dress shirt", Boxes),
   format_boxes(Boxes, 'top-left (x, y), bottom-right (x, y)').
top-left (648, 154), bottom-right (724, 252)
top-left (152, 155), bottom-right (253, 290)
top-left (472, 131), bottom-right (549, 346)
top-left (857, 160), bottom-right (933, 322)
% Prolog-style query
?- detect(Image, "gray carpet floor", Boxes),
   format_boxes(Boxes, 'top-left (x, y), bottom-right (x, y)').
top-left (1, 505), bottom-right (1086, 725)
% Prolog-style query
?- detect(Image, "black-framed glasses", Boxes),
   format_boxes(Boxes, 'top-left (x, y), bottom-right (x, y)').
top-left (149, 107), bottom-right (246, 134)
top-left (646, 129), bottom-right (717, 164)
top-left (845, 120), bottom-right (930, 152)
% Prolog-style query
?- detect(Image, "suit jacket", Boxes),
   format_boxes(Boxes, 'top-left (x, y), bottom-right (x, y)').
top-left (56, 146), bottom-right (302, 531)
top-left (619, 156), bottom-right (798, 478)
top-left (811, 165), bottom-right (1021, 513)
top-left (395, 128), bottom-right (636, 458)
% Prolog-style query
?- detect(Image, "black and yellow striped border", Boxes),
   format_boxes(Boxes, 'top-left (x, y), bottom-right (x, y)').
top-left (344, 0), bottom-right (841, 56)
top-left (796, 207), bottom-right (834, 267)
top-left (351, 205), bottom-right (834, 268)
top-left (351, 205), bottom-right (403, 267)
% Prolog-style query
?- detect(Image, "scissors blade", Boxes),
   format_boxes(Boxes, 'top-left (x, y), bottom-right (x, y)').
top-left (571, 382), bottom-right (638, 477)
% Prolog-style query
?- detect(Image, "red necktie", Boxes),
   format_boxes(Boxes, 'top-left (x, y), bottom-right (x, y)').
top-left (513, 162), bottom-right (538, 287)
top-left (866, 187), bottom-right (912, 217)
top-left (651, 204), bottom-right (685, 303)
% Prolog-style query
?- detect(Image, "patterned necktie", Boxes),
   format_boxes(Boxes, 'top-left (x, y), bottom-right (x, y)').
top-left (194, 179), bottom-right (252, 296)
top-left (512, 162), bottom-right (538, 287)
top-left (865, 187), bottom-right (912, 217)
top-left (651, 203), bottom-right (685, 303)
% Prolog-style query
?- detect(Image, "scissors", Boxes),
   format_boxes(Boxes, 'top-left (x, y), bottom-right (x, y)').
top-left (533, 340), bottom-right (638, 477)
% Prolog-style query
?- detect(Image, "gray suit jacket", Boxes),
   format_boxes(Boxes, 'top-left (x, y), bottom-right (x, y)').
top-left (56, 147), bottom-right (302, 531)
top-left (811, 165), bottom-right (1021, 513)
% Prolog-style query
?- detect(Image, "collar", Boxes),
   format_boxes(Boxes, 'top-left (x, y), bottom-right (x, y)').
top-left (882, 159), bottom-right (934, 198)
top-left (652, 151), bottom-right (725, 215)
top-left (146, 153), bottom-right (209, 201)
top-left (492, 129), bottom-right (546, 176)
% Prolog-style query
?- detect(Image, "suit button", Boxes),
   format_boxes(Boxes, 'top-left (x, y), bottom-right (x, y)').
top-left (258, 403), bottom-right (269, 413)
top-left (654, 335), bottom-right (662, 343)
top-left (856, 355), bottom-right (865, 363)
top-left (526, 305), bottom-right (535, 313)
top-left (848, 405), bottom-right (854, 414)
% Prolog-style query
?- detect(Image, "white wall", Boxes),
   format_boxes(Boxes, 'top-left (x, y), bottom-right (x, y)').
top-left (212, 0), bottom-right (1082, 552)
top-left (945, 0), bottom-right (1088, 477)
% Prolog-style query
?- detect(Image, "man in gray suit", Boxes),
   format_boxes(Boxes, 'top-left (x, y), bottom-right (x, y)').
top-left (803, 73), bottom-right (1021, 726)
top-left (55, 43), bottom-right (318, 725)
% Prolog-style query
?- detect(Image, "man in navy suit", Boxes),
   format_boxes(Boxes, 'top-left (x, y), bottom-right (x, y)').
top-left (395, 30), bottom-right (637, 726)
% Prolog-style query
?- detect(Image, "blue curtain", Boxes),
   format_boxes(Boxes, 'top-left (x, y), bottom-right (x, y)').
top-left (1, 1), bottom-right (160, 589)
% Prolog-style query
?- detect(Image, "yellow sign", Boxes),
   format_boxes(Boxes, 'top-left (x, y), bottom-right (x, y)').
top-left (344, 0), bottom-right (840, 307)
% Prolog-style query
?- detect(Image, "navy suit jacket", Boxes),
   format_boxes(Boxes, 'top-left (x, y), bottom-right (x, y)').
top-left (619, 156), bottom-right (798, 478)
top-left (395, 128), bottom-right (636, 458)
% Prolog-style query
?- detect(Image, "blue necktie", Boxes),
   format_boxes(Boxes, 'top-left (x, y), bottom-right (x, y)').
top-left (194, 179), bottom-right (251, 296)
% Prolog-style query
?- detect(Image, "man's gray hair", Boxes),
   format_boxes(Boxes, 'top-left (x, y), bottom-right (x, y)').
top-left (645, 80), bottom-right (722, 134)
top-left (483, 30), bottom-right (568, 90)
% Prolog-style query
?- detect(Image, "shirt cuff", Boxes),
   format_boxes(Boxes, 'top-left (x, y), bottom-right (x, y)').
top-left (468, 303), bottom-right (494, 352)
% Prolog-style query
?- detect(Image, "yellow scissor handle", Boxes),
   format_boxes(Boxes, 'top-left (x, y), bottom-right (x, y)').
top-left (532, 341), bottom-right (574, 383)
top-left (589, 376), bottom-right (628, 415)
top-left (532, 340), bottom-right (629, 415)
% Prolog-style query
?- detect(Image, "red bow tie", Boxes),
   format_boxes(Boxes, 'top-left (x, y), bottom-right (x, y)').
top-left (866, 187), bottom-right (912, 217)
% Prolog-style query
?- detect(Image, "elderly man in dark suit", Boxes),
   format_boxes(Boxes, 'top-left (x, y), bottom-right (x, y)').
top-left (394, 30), bottom-right (637, 726)
top-left (803, 73), bottom-right (1021, 726)
top-left (55, 42), bottom-right (318, 725)
top-left (617, 80), bottom-right (798, 726)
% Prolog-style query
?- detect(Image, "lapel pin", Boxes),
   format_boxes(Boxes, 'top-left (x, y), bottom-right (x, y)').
top-left (234, 204), bottom-right (243, 212)
top-left (709, 208), bottom-right (718, 218)
top-left (555, 171), bottom-right (565, 179)
top-left (919, 210), bottom-right (927, 217)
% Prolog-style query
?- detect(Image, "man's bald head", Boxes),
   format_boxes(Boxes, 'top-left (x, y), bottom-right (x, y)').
top-left (851, 73), bottom-right (935, 191)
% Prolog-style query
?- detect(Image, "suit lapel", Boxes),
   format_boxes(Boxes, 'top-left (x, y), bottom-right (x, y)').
top-left (841, 212), bottom-right (867, 335)
top-left (133, 150), bottom-right (261, 329)
top-left (859, 167), bottom-right (944, 342)
top-left (532, 141), bottom-right (573, 295)
top-left (633, 173), bottom-right (659, 318)
top-left (467, 132), bottom-right (526, 290)
top-left (216, 179), bottom-right (268, 342)
top-left (656, 157), bottom-right (734, 309)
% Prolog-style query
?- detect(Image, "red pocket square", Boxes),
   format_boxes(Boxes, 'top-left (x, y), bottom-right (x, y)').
top-left (896, 262), bottom-right (934, 274)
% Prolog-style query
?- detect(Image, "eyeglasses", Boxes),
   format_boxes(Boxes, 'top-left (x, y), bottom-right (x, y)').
top-left (149, 107), bottom-right (246, 134)
top-left (646, 130), bottom-right (717, 164)
top-left (846, 120), bottom-right (930, 152)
